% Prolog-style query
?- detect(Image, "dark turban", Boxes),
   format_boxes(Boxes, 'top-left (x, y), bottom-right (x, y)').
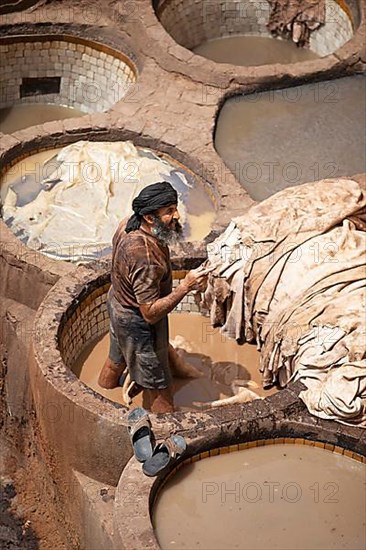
top-left (125, 181), bottom-right (178, 233)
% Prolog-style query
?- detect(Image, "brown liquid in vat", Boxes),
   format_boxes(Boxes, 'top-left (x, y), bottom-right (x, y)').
top-left (215, 75), bottom-right (366, 201)
top-left (194, 35), bottom-right (319, 66)
top-left (0, 103), bottom-right (85, 134)
top-left (73, 313), bottom-right (276, 409)
top-left (153, 444), bottom-right (366, 550)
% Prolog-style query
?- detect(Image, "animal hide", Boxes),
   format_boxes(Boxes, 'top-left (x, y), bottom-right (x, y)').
top-left (194, 380), bottom-right (262, 409)
top-left (202, 178), bottom-right (366, 426)
top-left (266, 0), bottom-right (325, 46)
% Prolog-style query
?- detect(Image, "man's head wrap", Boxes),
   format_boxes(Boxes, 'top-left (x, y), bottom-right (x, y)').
top-left (125, 181), bottom-right (178, 233)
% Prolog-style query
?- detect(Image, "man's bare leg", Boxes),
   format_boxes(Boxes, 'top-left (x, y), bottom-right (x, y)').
top-left (146, 387), bottom-right (174, 414)
top-left (168, 343), bottom-right (202, 379)
top-left (98, 357), bottom-right (126, 389)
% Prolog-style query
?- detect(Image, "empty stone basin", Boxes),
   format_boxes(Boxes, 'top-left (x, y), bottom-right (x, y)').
top-left (153, 442), bottom-right (366, 550)
top-left (0, 142), bottom-right (216, 261)
top-left (154, 0), bottom-right (360, 64)
top-left (215, 74), bottom-right (366, 201)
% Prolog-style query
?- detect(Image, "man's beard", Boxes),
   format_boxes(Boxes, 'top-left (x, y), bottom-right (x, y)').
top-left (151, 215), bottom-right (183, 246)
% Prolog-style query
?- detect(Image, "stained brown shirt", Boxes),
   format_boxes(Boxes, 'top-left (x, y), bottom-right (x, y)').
top-left (110, 225), bottom-right (172, 308)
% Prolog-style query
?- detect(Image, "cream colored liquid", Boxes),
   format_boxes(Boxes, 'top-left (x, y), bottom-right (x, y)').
top-left (0, 103), bottom-right (85, 134)
top-left (194, 35), bottom-right (319, 66)
top-left (73, 313), bottom-right (275, 409)
top-left (153, 444), bottom-right (366, 550)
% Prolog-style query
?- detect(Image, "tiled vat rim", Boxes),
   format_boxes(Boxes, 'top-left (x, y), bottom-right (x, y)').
top-left (0, 143), bottom-right (64, 180)
top-left (59, 281), bottom-right (110, 368)
top-left (59, 273), bottom-right (204, 368)
top-left (0, 34), bottom-right (137, 76)
top-left (156, 0), bottom-right (357, 57)
top-left (169, 438), bottom-right (366, 474)
top-left (0, 34), bottom-right (137, 112)
top-left (310, 0), bottom-right (355, 57)
top-left (153, 438), bottom-right (366, 512)
top-left (0, 21), bottom-right (140, 65)
top-left (146, 0), bottom-right (365, 87)
top-left (114, 434), bottom-right (365, 550)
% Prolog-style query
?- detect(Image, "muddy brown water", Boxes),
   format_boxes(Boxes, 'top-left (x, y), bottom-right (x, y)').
top-left (194, 36), bottom-right (319, 66)
top-left (73, 312), bottom-right (276, 410)
top-left (215, 74), bottom-right (366, 201)
top-left (0, 103), bottom-right (85, 134)
top-left (153, 444), bottom-right (366, 550)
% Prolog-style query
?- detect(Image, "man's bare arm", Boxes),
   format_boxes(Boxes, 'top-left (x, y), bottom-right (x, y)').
top-left (139, 268), bottom-right (209, 325)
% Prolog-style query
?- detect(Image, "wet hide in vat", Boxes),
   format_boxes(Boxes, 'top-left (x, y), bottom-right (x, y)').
top-left (2, 141), bottom-right (190, 262)
top-left (267, 0), bottom-right (325, 46)
top-left (202, 178), bottom-right (366, 426)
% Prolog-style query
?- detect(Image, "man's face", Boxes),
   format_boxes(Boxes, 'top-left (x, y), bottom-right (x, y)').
top-left (151, 204), bottom-right (183, 245)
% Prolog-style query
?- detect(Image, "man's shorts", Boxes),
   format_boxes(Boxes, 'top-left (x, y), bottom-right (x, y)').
top-left (106, 288), bottom-right (172, 390)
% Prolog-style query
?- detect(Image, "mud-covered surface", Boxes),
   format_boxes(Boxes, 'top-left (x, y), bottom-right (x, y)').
top-left (0, 432), bottom-right (69, 550)
top-left (0, 418), bottom-right (69, 550)
top-left (0, 344), bottom-right (68, 550)
top-left (0, 476), bottom-right (38, 550)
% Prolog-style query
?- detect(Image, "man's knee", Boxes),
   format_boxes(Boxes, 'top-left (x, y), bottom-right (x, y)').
top-left (98, 357), bottom-right (125, 389)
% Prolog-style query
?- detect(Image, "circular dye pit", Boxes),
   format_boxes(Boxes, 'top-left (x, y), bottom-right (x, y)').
top-left (0, 142), bottom-right (215, 261)
top-left (153, 442), bottom-right (366, 550)
top-left (0, 36), bottom-right (136, 132)
top-left (73, 311), bottom-right (274, 410)
top-left (215, 74), bottom-right (366, 201)
top-left (155, 0), bottom-right (358, 64)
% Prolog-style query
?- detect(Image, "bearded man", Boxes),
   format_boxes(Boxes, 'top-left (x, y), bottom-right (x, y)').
top-left (98, 181), bottom-right (208, 413)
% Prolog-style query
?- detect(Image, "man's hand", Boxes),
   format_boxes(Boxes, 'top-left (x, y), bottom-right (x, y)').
top-left (139, 265), bottom-right (211, 324)
top-left (181, 266), bottom-right (210, 292)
